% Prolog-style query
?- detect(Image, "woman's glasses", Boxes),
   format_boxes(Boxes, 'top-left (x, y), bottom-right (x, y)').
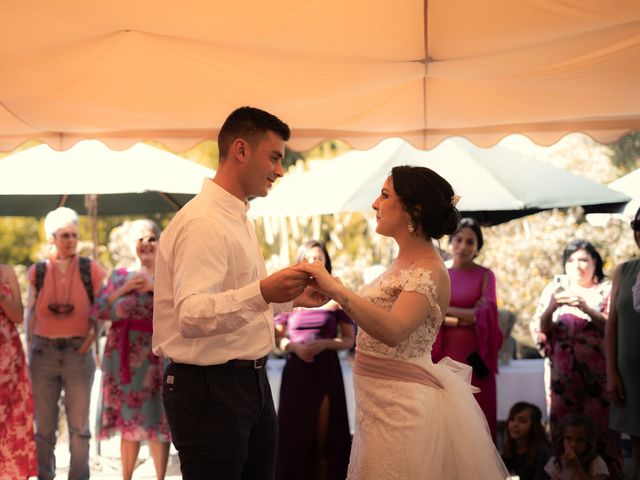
top-left (47, 303), bottom-right (75, 315)
top-left (137, 236), bottom-right (157, 243)
top-left (631, 220), bottom-right (640, 232)
top-left (55, 232), bottom-right (78, 240)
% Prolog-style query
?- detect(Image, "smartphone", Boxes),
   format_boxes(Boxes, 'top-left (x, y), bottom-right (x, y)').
top-left (553, 274), bottom-right (571, 292)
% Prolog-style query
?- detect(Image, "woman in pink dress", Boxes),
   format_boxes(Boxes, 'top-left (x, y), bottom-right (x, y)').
top-left (432, 217), bottom-right (503, 442)
top-left (0, 263), bottom-right (37, 479)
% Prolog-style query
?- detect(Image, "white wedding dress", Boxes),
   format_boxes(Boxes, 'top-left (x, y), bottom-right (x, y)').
top-left (347, 266), bottom-right (508, 479)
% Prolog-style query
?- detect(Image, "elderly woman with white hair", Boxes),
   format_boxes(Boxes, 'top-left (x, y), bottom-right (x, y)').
top-left (26, 206), bottom-right (106, 480)
top-left (91, 219), bottom-right (171, 480)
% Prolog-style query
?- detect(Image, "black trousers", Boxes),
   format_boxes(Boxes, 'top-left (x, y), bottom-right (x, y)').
top-left (163, 361), bottom-right (277, 480)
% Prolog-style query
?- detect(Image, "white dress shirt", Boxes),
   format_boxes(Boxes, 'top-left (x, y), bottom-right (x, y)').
top-left (153, 178), bottom-right (291, 365)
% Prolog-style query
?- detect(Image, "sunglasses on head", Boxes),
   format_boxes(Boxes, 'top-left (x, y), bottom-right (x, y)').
top-left (631, 220), bottom-right (640, 232)
top-left (56, 232), bottom-right (78, 240)
top-left (47, 303), bottom-right (75, 315)
top-left (137, 236), bottom-right (157, 243)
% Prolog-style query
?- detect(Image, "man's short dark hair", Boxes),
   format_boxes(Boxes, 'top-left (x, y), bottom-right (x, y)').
top-left (218, 106), bottom-right (291, 160)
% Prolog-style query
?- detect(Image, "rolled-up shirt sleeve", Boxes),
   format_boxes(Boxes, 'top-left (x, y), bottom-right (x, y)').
top-left (172, 217), bottom-right (270, 338)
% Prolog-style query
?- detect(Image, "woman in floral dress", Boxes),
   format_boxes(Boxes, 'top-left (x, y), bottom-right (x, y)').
top-left (91, 220), bottom-right (170, 480)
top-left (0, 263), bottom-right (36, 479)
top-left (535, 239), bottom-right (623, 479)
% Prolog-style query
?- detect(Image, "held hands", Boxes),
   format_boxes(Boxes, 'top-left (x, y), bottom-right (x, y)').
top-left (294, 285), bottom-right (330, 308)
top-left (260, 266), bottom-right (311, 304)
top-left (292, 260), bottom-right (342, 299)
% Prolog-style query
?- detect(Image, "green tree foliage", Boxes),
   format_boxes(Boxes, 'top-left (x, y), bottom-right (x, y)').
top-left (0, 218), bottom-right (40, 265)
top-left (607, 131), bottom-right (640, 174)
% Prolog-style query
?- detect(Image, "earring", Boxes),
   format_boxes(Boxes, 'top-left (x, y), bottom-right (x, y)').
top-left (407, 217), bottom-right (416, 236)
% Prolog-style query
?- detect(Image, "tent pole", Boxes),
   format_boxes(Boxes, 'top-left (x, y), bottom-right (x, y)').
top-left (159, 192), bottom-right (182, 210)
top-left (84, 194), bottom-right (99, 260)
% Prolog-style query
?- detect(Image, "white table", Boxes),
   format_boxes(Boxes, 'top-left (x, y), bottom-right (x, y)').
top-left (496, 358), bottom-right (547, 421)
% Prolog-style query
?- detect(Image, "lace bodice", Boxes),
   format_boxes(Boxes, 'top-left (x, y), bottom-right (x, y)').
top-left (356, 266), bottom-right (442, 364)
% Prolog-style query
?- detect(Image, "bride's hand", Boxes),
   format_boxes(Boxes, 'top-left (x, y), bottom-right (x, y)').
top-left (294, 285), bottom-right (329, 308)
top-left (292, 261), bottom-right (341, 298)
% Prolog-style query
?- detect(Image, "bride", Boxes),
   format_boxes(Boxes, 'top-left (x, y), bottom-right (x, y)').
top-left (295, 166), bottom-right (508, 479)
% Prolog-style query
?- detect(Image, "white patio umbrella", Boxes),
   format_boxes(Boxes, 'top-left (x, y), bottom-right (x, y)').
top-left (249, 138), bottom-right (630, 225)
top-left (0, 140), bottom-right (214, 255)
top-left (609, 168), bottom-right (640, 219)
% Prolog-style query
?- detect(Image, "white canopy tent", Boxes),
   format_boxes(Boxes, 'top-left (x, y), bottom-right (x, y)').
top-left (249, 138), bottom-right (630, 225)
top-left (1, 1), bottom-right (640, 152)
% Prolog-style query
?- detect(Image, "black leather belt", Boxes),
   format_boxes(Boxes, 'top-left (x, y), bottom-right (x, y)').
top-left (172, 355), bottom-right (267, 370)
top-left (225, 356), bottom-right (267, 369)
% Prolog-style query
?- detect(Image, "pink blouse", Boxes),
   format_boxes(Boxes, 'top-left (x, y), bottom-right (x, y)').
top-left (28, 255), bottom-right (105, 338)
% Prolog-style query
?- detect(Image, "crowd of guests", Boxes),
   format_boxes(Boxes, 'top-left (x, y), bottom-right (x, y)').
top-left (0, 202), bottom-right (639, 479)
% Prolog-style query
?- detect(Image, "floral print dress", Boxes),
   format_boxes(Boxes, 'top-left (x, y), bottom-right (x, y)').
top-left (535, 280), bottom-right (623, 479)
top-left (0, 269), bottom-right (37, 479)
top-left (91, 268), bottom-right (170, 442)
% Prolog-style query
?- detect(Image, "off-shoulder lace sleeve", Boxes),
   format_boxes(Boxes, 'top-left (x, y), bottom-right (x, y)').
top-left (402, 267), bottom-right (438, 308)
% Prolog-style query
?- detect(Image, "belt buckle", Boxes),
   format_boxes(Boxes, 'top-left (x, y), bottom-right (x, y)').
top-left (253, 358), bottom-right (265, 369)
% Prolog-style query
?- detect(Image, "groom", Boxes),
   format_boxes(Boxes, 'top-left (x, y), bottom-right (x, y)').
top-left (153, 106), bottom-right (325, 479)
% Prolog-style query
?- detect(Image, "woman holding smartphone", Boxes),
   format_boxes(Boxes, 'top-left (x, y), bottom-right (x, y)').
top-left (534, 239), bottom-right (623, 479)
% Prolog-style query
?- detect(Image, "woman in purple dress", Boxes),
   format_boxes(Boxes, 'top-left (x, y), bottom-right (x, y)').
top-left (275, 240), bottom-right (355, 480)
top-left (432, 217), bottom-right (503, 442)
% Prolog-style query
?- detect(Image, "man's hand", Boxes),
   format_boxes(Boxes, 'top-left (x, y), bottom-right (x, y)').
top-left (291, 261), bottom-right (342, 298)
top-left (260, 267), bottom-right (310, 304)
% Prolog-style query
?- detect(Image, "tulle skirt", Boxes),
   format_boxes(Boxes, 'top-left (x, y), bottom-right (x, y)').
top-left (347, 351), bottom-right (508, 480)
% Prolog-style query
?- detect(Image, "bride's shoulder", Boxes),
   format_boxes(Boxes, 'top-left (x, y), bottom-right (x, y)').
top-left (406, 257), bottom-right (448, 283)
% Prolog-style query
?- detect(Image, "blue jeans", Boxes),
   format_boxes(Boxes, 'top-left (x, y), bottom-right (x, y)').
top-left (29, 335), bottom-right (95, 480)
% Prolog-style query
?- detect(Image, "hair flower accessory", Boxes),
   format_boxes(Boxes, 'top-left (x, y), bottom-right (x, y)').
top-left (451, 194), bottom-right (461, 207)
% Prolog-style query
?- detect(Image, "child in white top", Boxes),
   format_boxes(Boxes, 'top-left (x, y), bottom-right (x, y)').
top-left (544, 414), bottom-right (609, 480)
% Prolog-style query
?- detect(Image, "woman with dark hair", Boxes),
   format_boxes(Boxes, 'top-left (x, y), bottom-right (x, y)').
top-left (432, 217), bottom-right (503, 441)
top-left (295, 166), bottom-right (508, 478)
top-left (607, 207), bottom-right (640, 480)
top-left (534, 239), bottom-right (623, 478)
top-left (501, 402), bottom-right (550, 480)
top-left (274, 240), bottom-right (354, 480)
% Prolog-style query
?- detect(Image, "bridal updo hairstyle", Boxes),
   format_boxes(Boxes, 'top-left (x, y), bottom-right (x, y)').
top-left (390, 165), bottom-right (460, 240)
